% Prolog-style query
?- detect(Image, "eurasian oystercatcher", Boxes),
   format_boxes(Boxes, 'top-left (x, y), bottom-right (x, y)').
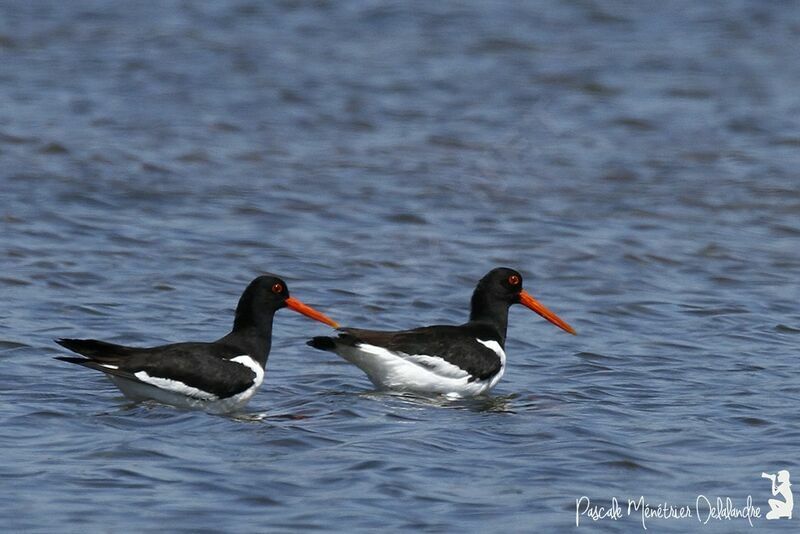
top-left (308, 267), bottom-right (574, 397)
top-left (55, 274), bottom-right (338, 412)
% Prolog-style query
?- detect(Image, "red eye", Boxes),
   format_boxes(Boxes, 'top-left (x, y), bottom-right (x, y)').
top-left (272, 283), bottom-right (284, 294)
top-left (508, 275), bottom-right (520, 286)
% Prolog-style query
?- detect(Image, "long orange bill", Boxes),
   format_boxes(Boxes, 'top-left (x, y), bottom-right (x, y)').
top-left (284, 297), bottom-right (339, 328)
top-left (519, 290), bottom-right (576, 335)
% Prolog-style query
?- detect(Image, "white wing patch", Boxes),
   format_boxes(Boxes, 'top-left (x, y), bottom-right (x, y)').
top-left (133, 371), bottom-right (218, 401)
top-left (403, 353), bottom-right (471, 379)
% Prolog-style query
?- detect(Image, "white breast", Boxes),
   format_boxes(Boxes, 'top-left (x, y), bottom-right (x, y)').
top-left (475, 338), bottom-right (506, 391)
top-left (216, 355), bottom-right (265, 412)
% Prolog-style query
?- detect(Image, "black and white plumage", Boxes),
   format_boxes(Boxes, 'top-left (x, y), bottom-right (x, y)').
top-left (308, 267), bottom-right (575, 398)
top-left (55, 274), bottom-right (338, 413)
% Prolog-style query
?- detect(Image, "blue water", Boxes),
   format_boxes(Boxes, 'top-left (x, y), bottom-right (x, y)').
top-left (2, 1), bottom-right (799, 532)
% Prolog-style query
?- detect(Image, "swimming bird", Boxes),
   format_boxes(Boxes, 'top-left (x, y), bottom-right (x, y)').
top-left (55, 274), bottom-right (338, 413)
top-left (308, 267), bottom-right (574, 397)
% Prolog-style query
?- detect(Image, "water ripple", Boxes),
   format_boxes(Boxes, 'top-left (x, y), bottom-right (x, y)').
top-left (2, 0), bottom-right (799, 531)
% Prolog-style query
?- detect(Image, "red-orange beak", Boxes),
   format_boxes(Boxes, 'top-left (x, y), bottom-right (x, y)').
top-left (518, 290), bottom-right (576, 335)
top-left (284, 297), bottom-right (339, 329)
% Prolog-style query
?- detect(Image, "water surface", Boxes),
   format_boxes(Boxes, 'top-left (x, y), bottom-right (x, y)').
top-left (1, 1), bottom-right (799, 532)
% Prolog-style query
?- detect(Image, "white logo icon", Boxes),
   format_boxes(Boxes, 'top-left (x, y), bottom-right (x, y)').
top-left (762, 470), bottom-right (793, 520)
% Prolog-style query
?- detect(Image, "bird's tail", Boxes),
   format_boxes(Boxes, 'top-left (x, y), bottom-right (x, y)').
top-left (307, 336), bottom-right (337, 351)
top-left (54, 338), bottom-right (135, 362)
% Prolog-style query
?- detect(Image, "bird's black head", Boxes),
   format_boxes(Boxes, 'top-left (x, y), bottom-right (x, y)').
top-left (470, 267), bottom-right (575, 335)
top-left (473, 267), bottom-right (526, 306)
top-left (247, 273), bottom-right (290, 308)
top-left (233, 274), bottom-right (338, 333)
